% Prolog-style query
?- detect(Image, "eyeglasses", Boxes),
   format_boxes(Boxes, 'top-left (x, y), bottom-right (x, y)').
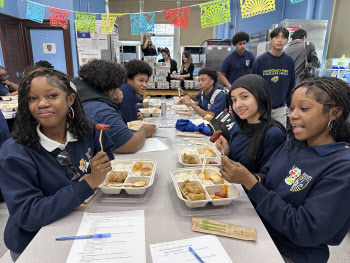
top-left (56, 150), bottom-right (82, 181)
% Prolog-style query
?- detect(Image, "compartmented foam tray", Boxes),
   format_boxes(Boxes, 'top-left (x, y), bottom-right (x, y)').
top-left (170, 167), bottom-right (240, 208)
top-left (173, 105), bottom-right (195, 112)
top-left (99, 159), bottom-right (157, 195)
top-left (127, 121), bottom-right (160, 131)
top-left (178, 145), bottom-right (221, 167)
top-left (139, 108), bottom-right (161, 117)
top-left (94, 173), bottom-right (158, 204)
top-left (168, 181), bottom-right (237, 216)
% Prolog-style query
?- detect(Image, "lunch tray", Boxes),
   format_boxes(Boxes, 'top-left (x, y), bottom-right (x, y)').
top-left (94, 173), bottom-right (158, 204)
top-left (168, 181), bottom-right (237, 217)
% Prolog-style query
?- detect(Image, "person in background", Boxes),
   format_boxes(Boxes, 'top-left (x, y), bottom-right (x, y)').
top-left (219, 31), bottom-right (255, 88)
top-left (119, 59), bottom-right (153, 122)
top-left (0, 66), bottom-right (18, 96)
top-left (172, 51), bottom-right (194, 82)
top-left (141, 34), bottom-right (157, 57)
top-left (35, 60), bottom-right (54, 69)
top-left (73, 59), bottom-right (155, 154)
top-left (284, 29), bottom-right (321, 85)
top-left (215, 74), bottom-right (285, 173)
top-left (158, 48), bottom-right (178, 82)
top-left (178, 67), bottom-right (226, 118)
top-left (220, 77), bottom-right (350, 263)
top-left (0, 68), bottom-right (114, 261)
top-left (251, 27), bottom-right (295, 127)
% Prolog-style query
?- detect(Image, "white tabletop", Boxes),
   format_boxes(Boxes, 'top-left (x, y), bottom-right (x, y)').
top-left (16, 128), bottom-right (284, 263)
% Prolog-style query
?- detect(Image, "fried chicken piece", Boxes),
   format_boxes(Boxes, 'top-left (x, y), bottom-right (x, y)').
top-left (182, 180), bottom-right (206, 201)
top-left (107, 171), bottom-right (127, 184)
top-left (188, 193), bottom-right (206, 201)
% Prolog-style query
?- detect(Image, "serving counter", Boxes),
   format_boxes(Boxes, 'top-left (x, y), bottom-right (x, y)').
top-left (15, 127), bottom-right (284, 263)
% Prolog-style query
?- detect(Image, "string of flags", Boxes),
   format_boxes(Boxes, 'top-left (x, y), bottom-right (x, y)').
top-left (0, 0), bottom-right (304, 34)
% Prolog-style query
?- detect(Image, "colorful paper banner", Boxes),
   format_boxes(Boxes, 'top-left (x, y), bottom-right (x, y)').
top-left (200, 0), bottom-right (231, 28)
top-left (130, 12), bottom-right (155, 35)
top-left (164, 7), bottom-right (190, 29)
top-left (240, 0), bottom-right (276, 19)
top-left (101, 14), bottom-right (123, 34)
top-left (0, 0), bottom-right (4, 9)
top-left (26, 1), bottom-right (45, 24)
top-left (75, 12), bottom-right (96, 32)
top-left (50, 8), bottom-right (69, 29)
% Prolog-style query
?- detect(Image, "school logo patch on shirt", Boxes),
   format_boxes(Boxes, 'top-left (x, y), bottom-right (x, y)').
top-left (78, 147), bottom-right (92, 173)
top-left (284, 165), bottom-right (312, 192)
top-left (246, 60), bottom-right (250, 67)
top-left (271, 76), bottom-right (279, 83)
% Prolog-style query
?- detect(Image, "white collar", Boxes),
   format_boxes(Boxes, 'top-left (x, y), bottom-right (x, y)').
top-left (37, 124), bottom-right (78, 152)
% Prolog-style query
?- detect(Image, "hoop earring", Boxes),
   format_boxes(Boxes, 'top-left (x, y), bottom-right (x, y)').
top-left (68, 106), bottom-right (75, 119)
top-left (327, 120), bottom-right (333, 131)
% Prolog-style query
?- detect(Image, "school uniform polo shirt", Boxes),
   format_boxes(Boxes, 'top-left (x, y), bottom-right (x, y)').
top-left (194, 85), bottom-right (226, 116)
top-left (0, 111), bottom-right (9, 148)
top-left (220, 50), bottom-right (255, 85)
top-left (248, 141), bottom-right (350, 263)
top-left (119, 83), bottom-right (139, 122)
top-left (0, 82), bottom-right (10, 96)
top-left (83, 100), bottom-right (133, 151)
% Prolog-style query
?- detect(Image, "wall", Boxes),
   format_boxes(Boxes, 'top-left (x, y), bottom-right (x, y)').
top-left (327, 0), bottom-right (350, 58)
top-left (0, 0), bottom-right (19, 17)
top-left (216, 0), bottom-right (333, 52)
top-left (0, 0), bottom-right (106, 76)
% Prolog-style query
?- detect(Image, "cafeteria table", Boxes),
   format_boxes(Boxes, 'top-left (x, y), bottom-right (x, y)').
top-left (15, 128), bottom-right (284, 263)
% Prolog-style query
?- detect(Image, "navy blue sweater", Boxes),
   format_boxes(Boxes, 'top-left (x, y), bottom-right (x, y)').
top-left (251, 52), bottom-right (295, 108)
top-left (0, 129), bottom-right (114, 253)
top-left (119, 83), bottom-right (139, 122)
top-left (228, 124), bottom-right (285, 171)
top-left (0, 111), bottom-right (9, 148)
top-left (249, 140), bottom-right (350, 263)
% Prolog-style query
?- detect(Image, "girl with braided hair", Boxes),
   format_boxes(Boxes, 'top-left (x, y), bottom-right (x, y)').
top-left (220, 77), bottom-right (350, 263)
top-left (0, 68), bottom-right (114, 260)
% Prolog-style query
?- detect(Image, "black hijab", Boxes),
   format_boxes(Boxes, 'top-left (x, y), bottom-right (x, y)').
top-left (230, 74), bottom-right (286, 172)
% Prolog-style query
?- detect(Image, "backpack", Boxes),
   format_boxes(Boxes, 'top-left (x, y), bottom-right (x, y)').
top-left (209, 111), bottom-right (235, 141)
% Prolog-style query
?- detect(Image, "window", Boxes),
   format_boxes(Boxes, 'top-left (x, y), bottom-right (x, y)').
top-left (152, 24), bottom-right (174, 60)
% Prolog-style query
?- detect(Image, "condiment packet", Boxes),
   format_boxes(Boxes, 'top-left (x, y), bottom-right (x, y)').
top-left (192, 217), bottom-right (257, 241)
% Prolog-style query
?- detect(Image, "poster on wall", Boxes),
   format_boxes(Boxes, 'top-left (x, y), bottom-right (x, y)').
top-left (43, 43), bottom-right (57, 54)
top-left (76, 21), bottom-right (108, 67)
top-left (77, 50), bottom-right (101, 66)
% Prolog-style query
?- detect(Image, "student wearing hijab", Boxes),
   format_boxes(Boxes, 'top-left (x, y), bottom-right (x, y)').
top-left (220, 77), bottom-right (350, 263)
top-left (216, 74), bottom-right (286, 172)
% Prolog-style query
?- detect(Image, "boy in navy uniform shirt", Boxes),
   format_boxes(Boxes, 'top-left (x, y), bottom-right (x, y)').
top-left (251, 27), bottom-right (295, 127)
top-left (119, 60), bottom-right (153, 122)
top-left (0, 68), bottom-right (113, 261)
top-left (219, 31), bottom-right (255, 88)
top-left (178, 67), bottom-right (226, 118)
top-left (74, 60), bottom-right (156, 154)
top-left (220, 77), bottom-right (350, 263)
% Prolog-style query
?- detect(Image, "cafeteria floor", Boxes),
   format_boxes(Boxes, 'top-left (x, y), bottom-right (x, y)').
top-left (0, 201), bottom-right (349, 262)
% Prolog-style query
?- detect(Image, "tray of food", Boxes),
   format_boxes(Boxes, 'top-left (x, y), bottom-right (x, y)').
top-left (173, 105), bottom-right (195, 112)
top-left (99, 159), bottom-right (157, 195)
top-left (128, 121), bottom-right (159, 131)
top-left (0, 96), bottom-right (11, 101)
top-left (0, 104), bottom-right (18, 112)
top-left (139, 108), bottom-right (161, 117)
top-left (170, 167), bottom-right (239, 208)
top-left (178, 146), bottom-right (221, 167)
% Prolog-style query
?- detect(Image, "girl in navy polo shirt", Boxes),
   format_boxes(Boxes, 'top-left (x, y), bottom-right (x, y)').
top-left (220, 77), bottom-right (350, 263)
top-left (0, 68), bottom-right (114, 261)
top-left (216, 74), bottom-right (286, 173)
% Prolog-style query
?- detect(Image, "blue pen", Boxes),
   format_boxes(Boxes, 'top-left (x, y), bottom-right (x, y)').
top-left (56, 233), bottom-right (111, 241)
top-left (189, 247), bottom-right (205, 263)
top-left (154, 135), bottom-right (168, 139)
